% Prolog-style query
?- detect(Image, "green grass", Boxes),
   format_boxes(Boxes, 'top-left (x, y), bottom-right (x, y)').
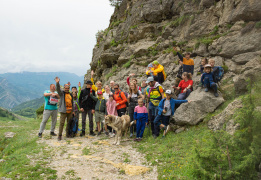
top-left (255, 21), bottom-right (261, 28)
top-left (134, 123), bottom-right (211, 179)
top-left (82, 147), bottom-right (91, 155)
top-left (0, 117), bottom-right (57, 179)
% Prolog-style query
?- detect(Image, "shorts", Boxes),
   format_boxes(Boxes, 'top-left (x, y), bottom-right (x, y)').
top-left (95, 111), bottom-right (105, 123)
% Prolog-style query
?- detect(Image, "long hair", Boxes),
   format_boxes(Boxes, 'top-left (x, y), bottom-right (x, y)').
top-left (129, 82), bottom-right (138, 95)
top-left (182, 72), bottom-right (192, 80)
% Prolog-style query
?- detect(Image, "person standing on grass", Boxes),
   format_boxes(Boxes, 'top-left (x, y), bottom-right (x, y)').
top-left (55, 77), bottom-right (74, 141)
top-left (113, 84), bottom-right (127, 117)
top-left (38, 83), bottom-right (60, 138)
top-left (79, 80), bottom-right (96, 136)
top-left (154, 90), bottom-right (190, 138)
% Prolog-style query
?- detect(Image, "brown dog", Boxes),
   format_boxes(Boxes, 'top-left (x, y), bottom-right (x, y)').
top-left (104, 115), bottom-right (133, 145)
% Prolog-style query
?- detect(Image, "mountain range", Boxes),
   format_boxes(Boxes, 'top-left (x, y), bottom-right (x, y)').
top-left (0, 72), bottom-right (84, 109)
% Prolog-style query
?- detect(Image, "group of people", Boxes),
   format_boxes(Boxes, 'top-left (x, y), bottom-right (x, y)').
top-left (38, 47), bottom-right (223, 141)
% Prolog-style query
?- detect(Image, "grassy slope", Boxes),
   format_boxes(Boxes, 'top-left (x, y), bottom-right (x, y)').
top-left (0, 116), bottom-right (57, 179)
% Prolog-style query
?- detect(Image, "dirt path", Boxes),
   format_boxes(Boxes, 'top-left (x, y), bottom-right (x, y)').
top-left (38, 132), bottom-right (158, 180)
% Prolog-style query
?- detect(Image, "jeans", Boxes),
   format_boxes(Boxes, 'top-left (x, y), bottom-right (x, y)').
top-left (203, 77), bottom-right (217, 92)
top-left (59, 112), bottom-right (73, 136)
top-left (136, 120), bottom-right (146, 138)
top-left (154, 115), bottom-right (170, 136)
top-left (177, 89), bottom-right (192, 100)
top-left (149, 103), bottom-right (159, 135)
top-left (39, 109), bottom-right (58, 133)
top-left (129, 102), bottom-right (137, 134)
top-left (82, 109), bottom-right (93, 132)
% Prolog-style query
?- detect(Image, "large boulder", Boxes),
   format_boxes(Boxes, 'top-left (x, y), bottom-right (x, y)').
top-left (174, 88), bottom-right (225, 126)
top-left (208, 99), bottom-right (243, 133)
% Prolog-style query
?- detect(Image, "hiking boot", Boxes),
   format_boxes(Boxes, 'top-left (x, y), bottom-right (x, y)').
top-left (80, 130), bottom-right (85, 137)
top-left (58, 135), bottom-right (62, 141)
top-left (38, 133), bottom-right (42, 138)
top-left (205, 88), bottom-right (209, 92)
top-left (50, 132), bottom-right (57, 136)
top-left (97, 131), bottom-right (101, 136)
top-left (214, 92), bottom-right (219, 97)
top-left (90, 131), bottom-right (96, 136)
top-left (130, 133), bottom-right (133, 138)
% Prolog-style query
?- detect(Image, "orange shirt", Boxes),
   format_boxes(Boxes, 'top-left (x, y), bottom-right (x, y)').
top-left (65, 93), bottom-right (72, 113)
top-left (113, 91), bottom-right (127, 110)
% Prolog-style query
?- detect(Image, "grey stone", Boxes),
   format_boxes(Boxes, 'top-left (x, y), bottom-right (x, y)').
top-left (175, 127), bottom-right (185, 134)
top-left (5, 132), bottom-right (16, 138)
top-left (174, 88), bottom-right (225, 126)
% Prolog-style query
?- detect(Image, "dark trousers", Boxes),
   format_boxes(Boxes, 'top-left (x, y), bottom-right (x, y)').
top-left (129, 102), bottom-right (137, 134)
top-left (136, 120), bottom-right (146, 138)
top-left (82, 109), bottom-right (93, 132)
top-left (177, 89), bottom-right (192, 100)
top-left (157, 72), bottom-right (164, 84)
top-left (117, 108), bottom-right (126, 117)
top-left (149, 103), bottom-right (159, 135)
top-left (203, 77), bottom-right (217, 92)
top-left (154, 115), bottom-right (170, 136)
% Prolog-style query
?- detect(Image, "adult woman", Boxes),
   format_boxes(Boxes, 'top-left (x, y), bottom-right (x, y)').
top-left (128, 82), bottom-right (144, 137)
top-left (113, 84), bottom-right (127, 117)
top-left (103, 85), bottom-right (111, 100)
top-left (173, 72), bottom-right (193, 100)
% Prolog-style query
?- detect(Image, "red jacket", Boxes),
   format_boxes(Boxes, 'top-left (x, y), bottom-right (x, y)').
top-left (113, 90), bottom-right (127, 110)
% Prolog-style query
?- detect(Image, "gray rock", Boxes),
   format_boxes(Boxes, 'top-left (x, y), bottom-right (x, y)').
top-left (5, 132), bottom-right (16, 138)
top-left (208, 99), bottom-right (243, 133)
top-left (232, 52), bottom-right (260, 65)
top-left (200, 0), bottom-right (215, 8)
top-left (175, 127), bottom-right (185, 134)
top-left (174, 88), bottom-right (225, 126)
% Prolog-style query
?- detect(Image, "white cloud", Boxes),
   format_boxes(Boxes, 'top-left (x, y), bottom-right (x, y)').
top-left (0, 0), bottom-right (114, 76)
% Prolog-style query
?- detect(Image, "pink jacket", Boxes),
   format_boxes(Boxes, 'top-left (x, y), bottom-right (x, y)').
top-left (106, 100), bottom-right (118, 116)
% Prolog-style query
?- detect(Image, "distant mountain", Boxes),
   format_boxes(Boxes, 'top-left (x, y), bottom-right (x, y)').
top-left (0, 72), bottom-right (84, 109)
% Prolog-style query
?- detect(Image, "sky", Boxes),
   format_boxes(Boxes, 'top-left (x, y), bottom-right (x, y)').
top-left (0, 0), bottom-right (115, 76)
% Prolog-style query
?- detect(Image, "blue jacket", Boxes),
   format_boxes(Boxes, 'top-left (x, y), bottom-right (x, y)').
top-left (201, 72), bottom-right (215, 84)
top-left (158, 98), bottom-right (188, 116)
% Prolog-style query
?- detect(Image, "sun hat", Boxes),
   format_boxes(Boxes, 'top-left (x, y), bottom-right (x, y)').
top-left (165, 90), bottom-right (172, 95)
top-left (146, 76), bottom-right (154, 83)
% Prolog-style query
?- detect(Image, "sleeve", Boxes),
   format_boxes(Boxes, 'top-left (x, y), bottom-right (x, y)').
top-left (157, 99), bottom-right (164, 115)
top-left (127, 76), bottom-right (130, 86)
top-left (56, 82), bottom-right (62, 96)
top-left (104, 100), bottom-right (107, 115)
top-left (178, 80), bottom-right (183, 88)
top-left (153, 65), bottom-right (164, 74)
top-left (118, 92), bottom-right (127, 105)
top-left (158, 86), bottom-right (164, 93)
top-left (79, 91), bottom-right (83, 108)
top-left (138, 86), bottom-right (141, 91)
top-left (134, 106), bottom-right (137, 120)
top-left (90, 93), bottom-right (98, 102)
top-left (201, 74), bottom-right (204, 84)
top-left (189, 80), bottom-right (193, 86)
top-left (191, 64), bottom-right (194, 75)
top-left (146, 70), bottom-right (150, 75)
top-left (92, 91), bottom-right (96, 109)
top-left (177, 52), bottom-right (183, 61)
top-left (77, 86), bottom-right (81, 100)
top-left (174, 99), bottom-right (188, 105)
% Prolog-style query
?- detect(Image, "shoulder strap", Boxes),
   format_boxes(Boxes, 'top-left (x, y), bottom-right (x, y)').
top-left (119, 91), bottom-right (123, 100)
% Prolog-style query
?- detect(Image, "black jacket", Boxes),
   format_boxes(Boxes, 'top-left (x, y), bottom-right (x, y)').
top-left (79, 88), bottom-right (96, 110)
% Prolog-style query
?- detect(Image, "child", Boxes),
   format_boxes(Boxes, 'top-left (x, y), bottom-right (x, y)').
top-left (209, 59), bottom-right (219, 79)
top-left (133, 98), bottom-right (148, 141)
top-left (198, 58), bottom-right (208, 74)
top-left (146, 63), bottom-right (154, 77)
top-left (201, 64), bottom-right (219, 97)
top-left (106, 93), bottom-right (117, 136)
top-left (90, 91), bottom-right (107, 135)
top-left (154, 90), bottom-right (190, 138)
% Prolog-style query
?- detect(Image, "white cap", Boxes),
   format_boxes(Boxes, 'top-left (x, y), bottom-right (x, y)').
top-left (146, 76), bottom-right (154, 83)
top-left (165, 90), bottom-right (172, 95)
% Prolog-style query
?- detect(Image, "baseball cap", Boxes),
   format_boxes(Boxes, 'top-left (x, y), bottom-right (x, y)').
top-left (204, 64), bottom-right (211, 68)
top-left (97, 91), bottom-right (103, 95)
top-left (146, 76), bottom-right (154, 83)
top-left (165, 90), bottom-right (172, 95)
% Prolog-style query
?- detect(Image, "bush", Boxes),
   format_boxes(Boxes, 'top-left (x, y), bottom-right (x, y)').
top-left (36, 104), bottom-right (44, 117)
top-left (255, 21), bottom-right (261, 28)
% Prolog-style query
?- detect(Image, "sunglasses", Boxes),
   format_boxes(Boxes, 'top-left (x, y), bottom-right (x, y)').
top-left (114, 88), bottom-right (118, 89)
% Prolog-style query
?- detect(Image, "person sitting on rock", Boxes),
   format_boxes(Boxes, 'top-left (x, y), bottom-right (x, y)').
top-left (198, 58), bottom-right (208, 74)
top-left (201, 64), bottom-right (219, 97)
top-left (146, 63), bottom-right (154, 77)
top-left (174, 60), bottom-right (183, 96)
top-left (151, 60), bottom-right (166, 84)
top-left (208, 59), bottom-right (220, 80)
top-left (91, 70), bottom-right (105, 94)
top-left (154, 90), bottom-right (190, 138)
top-left (173, 47), bottom-right (194, 75)
top-left (173, 72), bottom-right (193, 100)
top-left (127, 73), bottom-right (142, 91)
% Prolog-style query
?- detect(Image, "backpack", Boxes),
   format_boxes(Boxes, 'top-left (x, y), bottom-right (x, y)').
top-left (68, 115), bottom-right (78, 137)
top-left (213, 66), bottom-right (224, 83)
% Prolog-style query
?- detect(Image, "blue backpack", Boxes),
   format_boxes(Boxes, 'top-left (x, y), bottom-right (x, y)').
top-left (213, 66), bottom-right (224, 83)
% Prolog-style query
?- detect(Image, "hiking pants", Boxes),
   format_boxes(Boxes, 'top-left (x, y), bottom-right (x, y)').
top-left (82, 109), bottom-right (93, 132)
top-left (148, 103), bottom-right (159, 136)
top-left (117, 108), bottom-right (126, 117)
top-left (157, 72), bottom-right (164, 84)
top-left (203, 77), bottom-right (217, 92)
top-left (39, 109), bottom-right (58, 134)
top-left (59, 112), bottom-right (73, 136)
top-left (154, 115), bottom-right (170, 136)
top-left (177, 89), bottom-right (192, 100)
top-left (136, 119), bottom-right (146, 138)
top-left (129, 102), bottom-right (137, 134)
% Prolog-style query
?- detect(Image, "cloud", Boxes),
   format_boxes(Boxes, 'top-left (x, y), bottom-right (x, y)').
top-left (0, 0), bottom-right (114, 76)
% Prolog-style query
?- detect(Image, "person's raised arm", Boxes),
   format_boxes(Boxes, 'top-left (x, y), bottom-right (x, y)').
top-left (173, 47), bottom-right (183, 61)
top-left (55, 77), bottom-right (62, 96)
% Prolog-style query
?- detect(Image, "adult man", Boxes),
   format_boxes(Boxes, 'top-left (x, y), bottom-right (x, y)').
top-left (146, 76), bottom-right (165, 138)
top-left (173, 47), bottom-right (194, 75)
top-left (55, 77), bottom-right (74, 141)
top-left (79, 80), bottom-right (96, 136)
top-left (38, 83), bottom-right (60, 138)
top-left (151, 61), bottom-right (166, 84)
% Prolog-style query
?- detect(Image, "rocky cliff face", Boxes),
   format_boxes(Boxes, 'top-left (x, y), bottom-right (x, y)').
top-left (86, 0), bottom-right (261, 126)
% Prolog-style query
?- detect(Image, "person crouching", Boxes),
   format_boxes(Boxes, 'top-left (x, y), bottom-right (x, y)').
top-left (201, 64), bottom-right (219, 97)
top-left (133, 98), bottom-right (148, 141)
